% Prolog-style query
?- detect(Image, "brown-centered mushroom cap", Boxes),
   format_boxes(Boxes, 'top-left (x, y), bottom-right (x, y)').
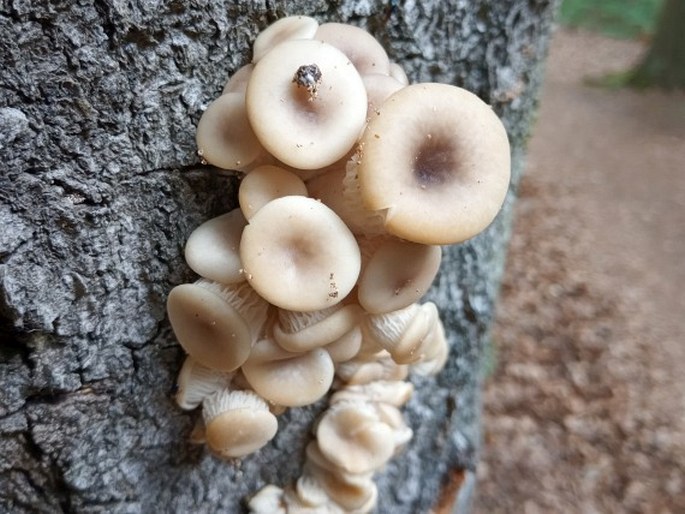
top-left (167, 282), bottom-right (253, 371)
top-left (238, 165), bottom-right (307, 220)
top-left (252, 15), bottom-right (319, 63)
top-left (241, 338), bottom-right (335, 407)
top-left (358, 83), bottom-right (511, 245)
top-left (315, 23), bottom-right (390, 75)
top-left (246, 39), bottom-right (367, 170)
top-left (202, 389), bottom-right (278, 458)
top-left (240, 196), bottom-right (361, 312)
top-left (196, 92), bottom-right (263, 171)
top-left (184, 208), bottom-right (247, 285)
top-left (357, 239), bottom-right (442, 314)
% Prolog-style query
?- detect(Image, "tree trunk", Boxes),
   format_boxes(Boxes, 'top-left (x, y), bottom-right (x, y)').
top-left (629, 0), bottom-right (685, 89)
top-left (0, 1), bottom-right (558, 512)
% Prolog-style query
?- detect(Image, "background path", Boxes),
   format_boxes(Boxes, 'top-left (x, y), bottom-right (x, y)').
top-left (474, 28), bottom-right (685, 513)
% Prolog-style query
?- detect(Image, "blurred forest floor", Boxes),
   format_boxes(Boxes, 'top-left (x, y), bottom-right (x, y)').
top-left (473, 28), bottom-right (685, 513)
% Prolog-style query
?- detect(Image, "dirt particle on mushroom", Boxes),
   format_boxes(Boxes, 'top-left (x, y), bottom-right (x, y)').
top-left (293, 63), bottom-right (323, 100)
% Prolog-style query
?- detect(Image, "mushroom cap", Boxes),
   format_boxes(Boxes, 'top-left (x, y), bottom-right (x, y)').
top-left (361, 73), bottom-right (404, 120)
top-left (184, 208), bottom-right (247, 285)
top-left (240, 196), bottom-right (361, 312)
top-left (335, 352), bottom-right (409, 385)
top-left (175, 356), bottom-right (234, 410)
top-left (203, 389), bottom-right (278, 458)
top-left (241, 338), bottom-right (335, 407)
top-left (167, 283), bottom-right (253, 371)
top-left (330, 380), bottom-right (414, 407)
top-left (358, 83), bottom-right (511, 245)
top-left (246, 39), bottom-right (367, 170)
top-left (316, 401), bottom-right (396, 474)
top-left (325, 325), bottom-right (362, 363)
top-left (248, 485), bottom-right (287, 514)
top-left (273, 304), bottom-right (362, 353)
top-left (222, 63), bottom-right (254, 95)
top-left (315, 23), bottom-right (390, 75)
top-left (252, 15), bottom-right (319, 63)
top-left (388, 61), bottom-right (409, 86)
top-left (357, 239), bottom-right (442, 314)
top-left (196, 92), bottom-right (263, 170)
top-left (238, 165), bottom-right (308, 220)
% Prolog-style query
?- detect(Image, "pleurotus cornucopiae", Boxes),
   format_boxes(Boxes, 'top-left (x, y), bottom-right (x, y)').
top-left (167, 14), bottom-right (510, 514)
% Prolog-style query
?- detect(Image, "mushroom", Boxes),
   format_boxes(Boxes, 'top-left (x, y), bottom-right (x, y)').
top-left (324, 325), bottom-right (362, 363)
top-left (363, 302), bottom-right (440, 364)
top-left (252, 15), bottom-right (319, 63)
top-left (246, 39), bottom-right (367, 170)
top-left (241, 338), bottom-right (335, 407)
top-left (315, 23), bottom-right (390, 75)
top-left (175, 355), bottom-right (234, 410)
top-left (202, 389), bottom-right (278, 458)
top-left (222, 63), bottom-right (255, 95)
top-left (248, 485), bottom-right (287, 514)
top-left (315, 400), bottom-right (396, 475)
top-left (361, 73), bottom-right (404, 121)
top-left (196, 92), bottom-right (264, 171)
top-left (358, 83), bottom-right (511, 245)
top-left (411, 316), bottom-right (449, 376)
top-left (330, 380), bottom-right (414, 408)
top-left (238, 165), bottom-right (308, 220)
top-left (273, 303), bottom-right (362, 353)
top-left (240, 196), bottom-right (361, 312)
top-left (166, 280), bottom-right (269, 371)
top-left (388, 61), bottom-right (409, 86)
top-left (357, 239), bottom-right (442, 314)
top-left (184, 208), bottom-right (247, 285)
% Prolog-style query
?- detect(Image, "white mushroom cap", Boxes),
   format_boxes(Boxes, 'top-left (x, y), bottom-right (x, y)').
top-left (358, 83), bottom-right (511, 244)
top-left (167, 280), bottom-right (269, 371)
top-left (202, 389), bottom-right (278, 458)
top-left (238, 165), bottom-right (308, 220)
top-left (324, 325), bottom-right (362, 363)
top-left (361, 73), bottom-right (404, 121)
top-left (335, 351), bottom-right (409, 385)
top-left (273, 304), bottom-right (362, 353)
top-left (330, 380), bottom-right (414, 407)
top-left (241, 338), bottom-right (335, 407)
top-left (184, 208), bottom-right (247, 285)
top-left (175, 356), bottom-right (234, 410)
top-left (248, 485), bottom-right (287, 514)
top-left (246, 39), bottom-right (367, 170)
top-left (411, 316), bottom-right (449, 376)
top-left (222, 63), bottom-right (254, 95)
top-left (388, 61), bottom-right (409, 86)
top-left (357, 239), bottom-right (442, 314)
top-left (315, 23), bottom-right (390, 75)
top-left (240, 196), bottom-right (361, 312)
top-left (316, 400), bottom-right (396, 474)
top-left (196, 92), bottom-right (264, 170)
top-left (252, 15), bottom-right (319, 63)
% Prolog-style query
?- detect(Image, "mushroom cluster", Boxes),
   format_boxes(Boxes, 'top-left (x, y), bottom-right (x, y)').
top-left (169, 15), bottom-right (510, 514)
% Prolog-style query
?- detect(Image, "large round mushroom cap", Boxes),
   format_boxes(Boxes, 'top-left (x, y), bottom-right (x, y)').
top-left (246, 39), bottom-right (367, 170)
top-left (166, 283), bottom-right (253, 371)
top-left (359, 83), bottom-right (511, 245)
top-left (240, 196), bottom-right (361, 312)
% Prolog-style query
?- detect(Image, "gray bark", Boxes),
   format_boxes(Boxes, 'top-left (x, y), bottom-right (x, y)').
top-left (0, 1), bottom-right (557, 512)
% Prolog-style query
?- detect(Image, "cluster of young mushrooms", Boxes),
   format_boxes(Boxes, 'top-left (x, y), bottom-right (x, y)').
top-left (167, 15), bottom-right (510, 514)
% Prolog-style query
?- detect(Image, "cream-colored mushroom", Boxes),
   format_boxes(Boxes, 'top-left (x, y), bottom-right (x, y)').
top-left (246, 40), bottom-right (367, 170)
top-left (330, 380), bottom-right (414, 408)
top-left (222, 63), bottom-right (254, 95)
top-left (363, 302), bottom-right (440, 364)
top-left (248, 485), bottom-right (287, 514)
top-left (357, 239), bottom-right (442, 314)
top-left (361, 73), bottom-right (404, 121)
top-left (175, 355), bottom-right (234, 410)
top-left (238, 165), bottom-right (307, 220)
top-left (411, 316), bottom-right (449, 376)
top-left (241, 338), bottom-right (335, 407)
top-left (240, 196), bottom-right (361, 312)
top-left (388, 61), bottom-right (409, 86)
top-left (252, 15), bottom-right (319, 63)
top-left (358, 83), bottom-right (511, 244)
top-left (316, 401), bottom-right (396, 475)
top-left (166, 280), bottom-right (269, 371)
top-left (335, 351), bottom-right (409, 386)
top-left (196, 92), bottom-right (264, 171)
top-left (315, 23), bottom-right (390, 75)
top-left (273, 303), bottom-right (362, 353)
top-left (184, 208), bottom-right (247, 285)
top-left (202, 389), bottom-right (278, 458)
top-left (324, 325), bottom-right (362, 363)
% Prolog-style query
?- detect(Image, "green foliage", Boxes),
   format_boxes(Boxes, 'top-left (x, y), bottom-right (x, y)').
top-left (560, 0), bottom-right (664, 39)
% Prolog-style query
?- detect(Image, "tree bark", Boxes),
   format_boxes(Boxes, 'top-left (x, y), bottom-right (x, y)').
top-left (629, 0), bottom-right (685, 89)
top-left (0, 1), bottom-right (558, 512)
